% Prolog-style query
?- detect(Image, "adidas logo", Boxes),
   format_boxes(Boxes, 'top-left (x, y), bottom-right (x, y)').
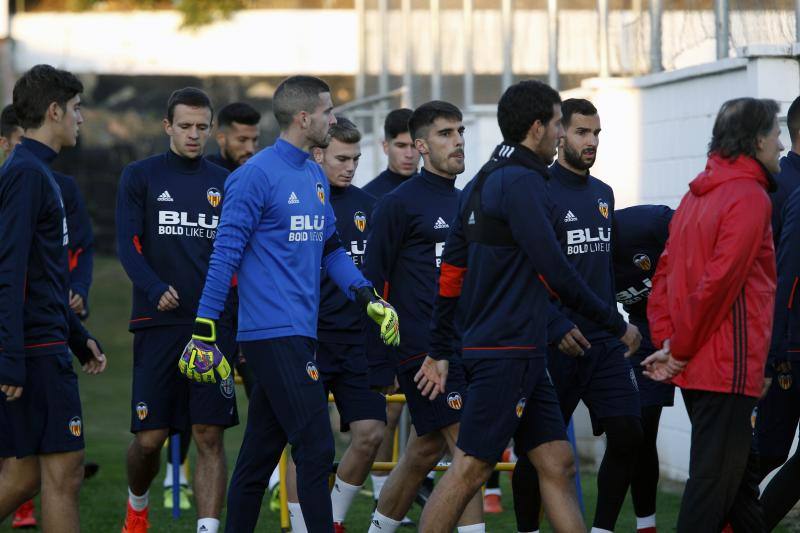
top-left (564, 210), bottom-right (578, 222)
top-left (468, 212), bottom-right (476, 225)
top-left (434, 217), bottom-right (450, 230)
top-left (288, 192), bottom-right (300, 205)
top-left (199, 527), bottom-right (208, 532)
top-left (157, 190), bottom-right (173, 202)
top-left (371, 519), bottom-right (382, 529)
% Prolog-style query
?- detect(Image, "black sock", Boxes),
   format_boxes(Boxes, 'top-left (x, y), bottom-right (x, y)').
top-left (513, 453), bottom-right (541, 531)
top-left (594, 416), bottom-right (643, 530)
top-left (631, 406), bottom-right (662, 518)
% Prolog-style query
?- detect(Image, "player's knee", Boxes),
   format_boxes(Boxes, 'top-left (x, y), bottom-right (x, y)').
top-left (135, 432), bottom-right (167, 457)
top-left (540, 447), bottom-right (576, 481)
top-left (295, 430), bottom-right (335, 468)
top-left (451, 454), bottom-right (493, 486)
top-left (604, 416), bottom-right (643, 457)
top-left (352, 422), bottom-right (385, 456)
top-left (192, 425), bottom-right (224, 455)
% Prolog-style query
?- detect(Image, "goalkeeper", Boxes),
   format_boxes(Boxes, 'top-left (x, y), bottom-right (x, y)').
top-left (188, 75), bottom-right (400, 533)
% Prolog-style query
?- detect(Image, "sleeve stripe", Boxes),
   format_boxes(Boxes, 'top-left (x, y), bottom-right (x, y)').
top-left (439, 262), bottom-right (467, 297)
top-left (68, 247), bottom-right (83, 272)
top-left (789, 276), bottom-right (799, 309)
top-left (383, 281), bottom-right (390, 300)
top-left (538, 273), bottom-right (560, 300)
top-left (132, 235), bottom-right (143, 255)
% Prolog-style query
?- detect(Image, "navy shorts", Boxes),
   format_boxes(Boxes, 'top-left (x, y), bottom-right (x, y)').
top-left (548, 339), bottom-right (641, 435)
top-left (457, 357), bottom-right (566, 463)
top-left (0, 353), bottom-right (84, 458)
top-left (629, 343), bottom-right (675, 408)
top-left (131, 325), bottom-right (238, 433)
top-left (755, 360), bottom-right (800, 459)
top-left (316, 341), bottom-right (386, 431)
top-left (396, 359), bottom-right (466, 436)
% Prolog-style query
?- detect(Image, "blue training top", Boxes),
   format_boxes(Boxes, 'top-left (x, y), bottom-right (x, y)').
top-left (197, 139), bottom-right (371, 342)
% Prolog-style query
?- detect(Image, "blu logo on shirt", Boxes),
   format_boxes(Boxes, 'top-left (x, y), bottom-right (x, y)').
top-left (289, 215), bottom-right (325, 242)
top-left (158, 211), bottom-right (219, 238)
top-left (566, 227), bottom-right (611, 255)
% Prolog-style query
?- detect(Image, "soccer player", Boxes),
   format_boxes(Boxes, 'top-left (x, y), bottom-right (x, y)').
top-left (117, 87), bottom-right (238, 533)
top-left (644, 97), bottom-right (782, 532)
top-left (363, 108), bottom-right (419, 199)
top-left (363, 108), bottom-right (420, 521)
top-left (1, 103), bottom-right (94, 322)
top-left (414, 80), bottom-right (640, 533)
top-left (512, 98), bottom-right (644, 533)
top-left (282, 117), bottom-right (387, 532)
top-left (189, 75), bottom-right (399, 533)
top-left (365, 101), bottom-right (484, 533)
top-left (755, 95), bottom-right (800, 530)
top-left (759, 184), bottom-right (800, 530)
top-left (0, 64), bottom-right (107, 533)
top-left (0, 102), bottom-right (99, 527)
top-left (614, 204), bottom-right (674, 533)
top-left (207, 101), bottom-right (261, 173)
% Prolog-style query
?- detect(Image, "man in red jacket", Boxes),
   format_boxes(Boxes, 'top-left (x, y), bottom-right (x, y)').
top-left (644, 97), bottom-right (783, 533)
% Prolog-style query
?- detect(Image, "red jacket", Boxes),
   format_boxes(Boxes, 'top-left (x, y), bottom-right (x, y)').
top-left (648, 154), bottom-right (776, 398)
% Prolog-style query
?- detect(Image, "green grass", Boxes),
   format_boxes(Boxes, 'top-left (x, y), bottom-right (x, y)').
top-left (0, 256), bottom-right (786, 531)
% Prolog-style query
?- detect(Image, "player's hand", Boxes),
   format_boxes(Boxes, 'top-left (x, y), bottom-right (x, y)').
top-left (761, 377), bottom-right (773, 399)
top-left (0, 384), bottom-right (22, 401)
top-left (69, 290), bottom-right (85, 315)
top-left (356, 287), bottom-right (400, 346)
top-left (558, 327), bottom-right (591, 357)
top-left (620, 322), bottom-right (642, 357)
top-left (414, 356), bottom-right (449, 400)
top-left (81, 339), bottom-right (107, 375)
top-left (158, 286), bottom-right (180, 312)
top-left (179, 318), bottom-right (231, 384)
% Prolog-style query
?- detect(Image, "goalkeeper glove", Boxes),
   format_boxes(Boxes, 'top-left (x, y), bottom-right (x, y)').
top-left (179, 318), bottom-right (232, 384)
top-left (355, 287), bottom-right (400, 346)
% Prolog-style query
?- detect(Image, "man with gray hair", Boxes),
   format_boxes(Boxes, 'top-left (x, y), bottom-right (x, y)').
top-left (190, 75), bottom-right (401, 533)
top-left (645, 97), bottom-right (784, 532)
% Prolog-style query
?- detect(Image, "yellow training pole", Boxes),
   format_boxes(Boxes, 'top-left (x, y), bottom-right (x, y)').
top-left (279, 448), bottom-right (289, 531)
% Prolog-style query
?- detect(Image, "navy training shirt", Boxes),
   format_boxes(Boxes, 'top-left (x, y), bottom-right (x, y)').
top-left (769, 186), bottom-right (800, 364)
top-left (53, 172), bottom-right (94, 307)
top-left (317, 184), bottom-right (375, 344)
top-left (116, 151), bottom-right (229, 331)
top-left (612, 205), bottom-right (673, 347)
top-left (0, 138), bottom-right (73, 385)
top-left (363, 168), bottom-right (413, 199)
top-left (546, 161), bottom-right (619, 343)
top-left (771, 151), bottom-right (800, 247)
top-left (429, 143), bottom-right (626, 363)
top-left (364, 168), bottom-right (460, 373)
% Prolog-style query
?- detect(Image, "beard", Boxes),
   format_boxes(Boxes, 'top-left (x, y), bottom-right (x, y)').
top-left (562, 142), bottom-right (595, 171)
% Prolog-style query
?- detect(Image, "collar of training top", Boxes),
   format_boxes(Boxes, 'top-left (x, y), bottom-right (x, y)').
top-left (420, 167), bottom-right (457, 190)
top-left (274, 138), bottom-right (311, 169)
top-left (490, 143), bottom-right (549, 177)
top-left (20, 137), bottom-right (58, 164)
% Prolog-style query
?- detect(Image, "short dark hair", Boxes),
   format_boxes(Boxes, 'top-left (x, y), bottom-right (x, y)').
top-left (384, 108), bottom-right (413, 140)
top-left (561, 98), bottom-right (598, 128)
top-left (166, 87), bottom-right (213, 123)
top-left (498, 80), bottom-right (561, 144)
top-left (408, 101), bottom-right (462, 140)
top-left (273, 75), bottom-right (331, 129)
top-left (1, 104), bottom-right (20, 138)
top-left (328, 116), bottom-right (361, 144)
top-left (787, 95), bottom-right (800, 145)
top-left (217, 102), bottom-right (261, 128)
top-left (12, 64), bottom-right (83, 130)
top-left (708, 97), bottom-right (780, 160)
